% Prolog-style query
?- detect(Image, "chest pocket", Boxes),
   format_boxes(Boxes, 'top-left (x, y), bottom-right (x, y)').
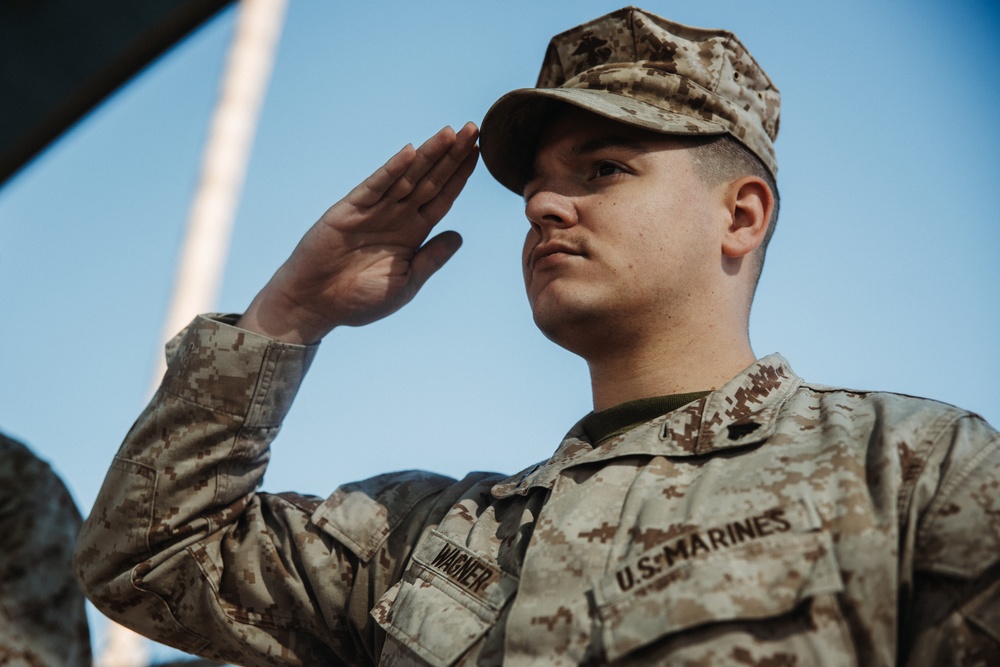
top-left (372, 530), bottom-right (518, 666)
top-left (592, 502), bottom-right (847, 662)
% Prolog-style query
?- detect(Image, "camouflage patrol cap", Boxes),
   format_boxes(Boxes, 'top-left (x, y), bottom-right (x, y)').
top-left (480, 6), bottom-right (780, 194)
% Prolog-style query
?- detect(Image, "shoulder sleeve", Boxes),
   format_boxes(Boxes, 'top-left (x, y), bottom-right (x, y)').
top-left (913, 414), bottom-right (1000, 577)
top-left (902, 412), bottom-right (1000, 665)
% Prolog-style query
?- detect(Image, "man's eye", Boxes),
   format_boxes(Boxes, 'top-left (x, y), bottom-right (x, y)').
top-left (595, 162), bottom-right (625, 177)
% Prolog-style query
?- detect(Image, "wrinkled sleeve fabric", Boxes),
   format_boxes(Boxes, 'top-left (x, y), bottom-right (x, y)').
top-left (903, 412), bottom-right (1000, 666)
top-left (74, 315), bottom-right (455, 666)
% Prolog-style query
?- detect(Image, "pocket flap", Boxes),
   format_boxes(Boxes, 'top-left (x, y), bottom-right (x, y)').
top-left (310, 471), bottom-right (453, 561)
top-left (372, 531), bottom-right (518, 666)
top-left (593, 511), bottom-right (844, 661)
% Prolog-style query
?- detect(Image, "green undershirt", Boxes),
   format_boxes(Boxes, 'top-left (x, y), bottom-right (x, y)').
top-left (581, 391), bottom-right (711, 447)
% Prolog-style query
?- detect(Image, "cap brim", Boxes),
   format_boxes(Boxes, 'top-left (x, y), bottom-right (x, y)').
top-left (480, 87), bottom-right (728, 195)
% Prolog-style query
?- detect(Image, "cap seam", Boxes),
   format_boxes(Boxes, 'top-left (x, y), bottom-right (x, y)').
top-left (628, 7), bottom-right (639, 62)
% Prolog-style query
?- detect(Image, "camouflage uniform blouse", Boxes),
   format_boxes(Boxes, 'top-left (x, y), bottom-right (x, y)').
top-left (75, 315), bottom-right (1000, 666)
top-left (1, 433), bottom-right (91, 667)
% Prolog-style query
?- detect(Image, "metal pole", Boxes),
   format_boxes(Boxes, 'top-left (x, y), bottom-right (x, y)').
top-left (148, 0), bottom-right (288, 393)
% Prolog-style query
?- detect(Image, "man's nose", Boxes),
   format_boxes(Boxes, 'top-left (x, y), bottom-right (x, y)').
top-left (524, 189), bottom-right (578, 233)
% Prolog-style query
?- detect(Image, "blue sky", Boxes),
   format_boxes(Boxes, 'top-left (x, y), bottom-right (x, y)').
top-left (1, 0), bottom-right (999, 654)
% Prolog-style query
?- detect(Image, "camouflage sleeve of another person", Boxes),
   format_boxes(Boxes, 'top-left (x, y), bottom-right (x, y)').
top-left (901, 412), bottom-right (1000, 666)
top-left (0, 434), bottom-right (91, 667)
top-left (74, 315), bottom-right (454, 666)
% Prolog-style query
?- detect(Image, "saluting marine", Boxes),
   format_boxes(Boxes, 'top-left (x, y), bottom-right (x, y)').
top-left (75, 7), bottom-right (1000, 666)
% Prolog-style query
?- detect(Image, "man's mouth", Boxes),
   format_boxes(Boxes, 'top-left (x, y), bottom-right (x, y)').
top-left (530, 241), bottom-right (583, 270)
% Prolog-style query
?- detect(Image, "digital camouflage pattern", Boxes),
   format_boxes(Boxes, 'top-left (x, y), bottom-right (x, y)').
top-left (75, 316), bottom-right (1000, 666)
top-left (1, 433), bottom-right (92, 667)
top-left (480, 6), bottom-right (780, 194)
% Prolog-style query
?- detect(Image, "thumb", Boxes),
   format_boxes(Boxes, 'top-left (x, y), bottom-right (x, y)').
top-left (408, 231), bottom-right (463, 292)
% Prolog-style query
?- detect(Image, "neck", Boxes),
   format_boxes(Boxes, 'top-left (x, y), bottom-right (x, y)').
top-left (585, 326), bottom-right (755, 412)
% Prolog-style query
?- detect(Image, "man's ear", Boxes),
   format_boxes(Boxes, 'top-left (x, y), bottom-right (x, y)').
top-left (721, 176), bottom-right (773, 258)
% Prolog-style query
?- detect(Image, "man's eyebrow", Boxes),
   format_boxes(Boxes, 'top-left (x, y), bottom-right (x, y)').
top-left (570, 135), bottom-right (648, 156)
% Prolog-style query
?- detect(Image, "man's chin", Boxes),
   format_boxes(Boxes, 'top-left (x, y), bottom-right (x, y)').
top-left (531, 299), bottom-right (606, 353)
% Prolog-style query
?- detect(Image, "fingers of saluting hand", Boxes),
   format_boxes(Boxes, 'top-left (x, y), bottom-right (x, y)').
top-left (347, 123), bottom-right (479, 212)
top-left (403, 122), bottom-right (479, 209)
top-left (419, 140), bottom-right (479, 223)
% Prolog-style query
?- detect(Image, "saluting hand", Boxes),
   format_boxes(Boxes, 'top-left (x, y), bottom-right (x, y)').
top-left (238, 122), bottom-right (479, 344)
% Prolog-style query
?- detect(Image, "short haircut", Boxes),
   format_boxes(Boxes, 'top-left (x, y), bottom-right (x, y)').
top-left (686, 134), bottom-right (780, 287)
